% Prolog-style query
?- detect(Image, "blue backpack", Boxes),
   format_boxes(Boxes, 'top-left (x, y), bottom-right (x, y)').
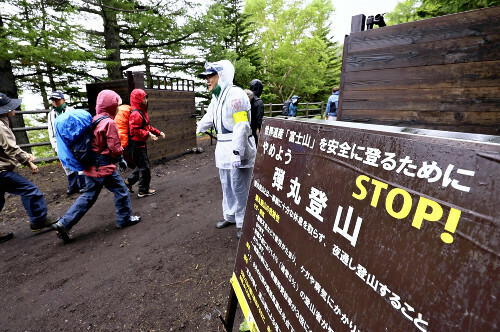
top-left (55, 110), bottom-right (109, 172)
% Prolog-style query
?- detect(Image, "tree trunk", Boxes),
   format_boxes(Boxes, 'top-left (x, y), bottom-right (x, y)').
top-left (0, 16), bottom-right (31, 152)
top-left (102, 7), bottom-right (122, 80)
top-left (36, 64), bottom-right (50, 109)
top-left (143, 50), bottom-right (151, 88)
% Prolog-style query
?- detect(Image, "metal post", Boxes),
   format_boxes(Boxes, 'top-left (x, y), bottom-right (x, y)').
top-left (351, 14), bottom-right (366, 33)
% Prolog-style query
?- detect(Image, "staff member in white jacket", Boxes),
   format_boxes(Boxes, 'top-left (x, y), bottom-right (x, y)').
top-left (47, 91), bottom-right (86, 195)
top-left (196, 60), bottom-right (257, 239)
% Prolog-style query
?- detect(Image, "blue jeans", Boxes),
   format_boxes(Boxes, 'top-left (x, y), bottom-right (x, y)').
top-left (59, 170), bottom-right (132, 230)
top-left (0, 171), bottom-right (48, 224)
top-left (67, 172), bottom-right (86, 191)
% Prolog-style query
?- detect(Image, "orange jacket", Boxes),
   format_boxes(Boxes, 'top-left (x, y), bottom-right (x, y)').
top-left (115, 104), bottom-right (132, 148)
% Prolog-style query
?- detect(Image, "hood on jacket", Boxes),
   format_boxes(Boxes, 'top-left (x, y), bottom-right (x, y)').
top-left (130, 89), bottom-right (147, 112)
top-left (249, 79), bottom-right (263, 98)
top-left (96, 90), bottom-right (121, 118)
top-left (204, 60), bottom-right (234, 90)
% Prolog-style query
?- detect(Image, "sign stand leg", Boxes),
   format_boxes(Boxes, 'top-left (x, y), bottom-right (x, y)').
top-left (219, 287), bottom-right (237, 332)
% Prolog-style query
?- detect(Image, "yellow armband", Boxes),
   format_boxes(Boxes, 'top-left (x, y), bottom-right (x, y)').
top-left (233, 111), bottom-right (248, 123)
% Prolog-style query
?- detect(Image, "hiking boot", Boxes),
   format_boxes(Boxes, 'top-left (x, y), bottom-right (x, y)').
top-left (216, 220), bottom-right (235, 229)
top-left (236, 228), bottom-right (242, 239)
top-left (66, 188), bottom-right (79, 195)
top-left (0, 232), bottom-right (14, 243)
top-left (117, 216), bottom-right (141, 229)
top-left (30, 218), bottom-right (57, 232)
top-left (138, 189), bottom-right (156, 198)
top-left (124, 180), bottom-right (134, 193)
top-left (54, 223), bottom-right (71, 243)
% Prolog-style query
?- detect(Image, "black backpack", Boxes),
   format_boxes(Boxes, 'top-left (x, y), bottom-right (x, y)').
top-left (71, 115), bottom-right (110, 169)
top-left (328, 99), bottom-right (337, 115)
top-left (282, 100), bottom-right (291, 116)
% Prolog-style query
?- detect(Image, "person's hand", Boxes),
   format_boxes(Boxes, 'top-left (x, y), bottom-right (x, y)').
top-left (28, 154), bottom-right (35, 162)
top-left (28, 161), bottom-right (39, 174)
top-left (231, 154), bottom-right (241, 169)
top-left (118, 157), bottom-right (128, 172)
top-left (160, 132), bottom-right (165, 139)
top-left (149, 132), bottom-right (158, 141)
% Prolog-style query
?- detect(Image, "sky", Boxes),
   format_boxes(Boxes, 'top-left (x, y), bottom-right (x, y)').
top-left (332, 0), bottom-right (402, 42)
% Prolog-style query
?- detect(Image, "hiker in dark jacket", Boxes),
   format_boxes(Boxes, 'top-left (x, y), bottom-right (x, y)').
top-left (53, 90), bottom-right (141, 243)
top-left (125, 89), bottom-right (165, 197)
top-left (249, 79), bottom-right (264, 145)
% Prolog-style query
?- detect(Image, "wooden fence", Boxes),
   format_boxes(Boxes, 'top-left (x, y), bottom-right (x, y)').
top-left (196, 101), bottom-right (326, 119)
top-left (13, 99), bottom-right (325, 163)
top-left (14, 72), bottom-right (197, 164)
top-left (12, 109), bottom-right (59, 163)
top-left (195, 101), bottom-right (326, 144)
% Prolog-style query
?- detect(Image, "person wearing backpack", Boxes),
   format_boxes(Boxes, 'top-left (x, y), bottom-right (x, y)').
top-left (282, 95), bottom-right (300, 117)
top-left (124, 88), bottom-right (165, 197)
top-left (0, 93), bottom-right (56, 243)
top-left (249, 79), bottom-right (264, 145)
top-left (47, 90), bottom-right (86, 195)
top-left (196, 60), bottom-right (256, 240)
top-left (52, 90), bottom-right (141, 243)
top-left (324, 86), bottom-right (340, 121)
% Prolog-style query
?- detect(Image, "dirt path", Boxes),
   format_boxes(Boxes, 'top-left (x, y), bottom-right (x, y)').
top-left (0, 136), bottom-right (243, 331)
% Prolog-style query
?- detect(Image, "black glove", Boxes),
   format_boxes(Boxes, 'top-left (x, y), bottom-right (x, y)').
top-left (118, 157), bottom-right (128, 172)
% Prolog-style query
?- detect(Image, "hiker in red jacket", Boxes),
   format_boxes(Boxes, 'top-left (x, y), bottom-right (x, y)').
top-left (125, 89), bottom-right (165, 197)
top-left (53, 90), bottom-right (141, 243)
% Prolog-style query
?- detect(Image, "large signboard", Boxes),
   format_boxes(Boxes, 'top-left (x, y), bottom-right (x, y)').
top-left (232, 118), bottom-right (500, 331)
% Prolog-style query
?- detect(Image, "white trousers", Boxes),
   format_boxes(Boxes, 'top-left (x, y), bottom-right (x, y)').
top-left (219, 167), bottom-right (253, 228)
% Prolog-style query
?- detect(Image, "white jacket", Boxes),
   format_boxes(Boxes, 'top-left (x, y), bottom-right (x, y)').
top-left (47, 105), bottom-right (74, 153)
top-left (47, 105), bottom-right (79, 175)
top-left (196, 60), bottom-right (256, 169)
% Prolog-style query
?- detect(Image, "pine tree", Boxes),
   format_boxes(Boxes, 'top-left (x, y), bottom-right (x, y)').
top-left (197, 0), bottom-right (261, 89)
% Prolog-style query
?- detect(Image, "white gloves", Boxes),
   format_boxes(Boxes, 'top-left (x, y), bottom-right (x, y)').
top-left (231, 154), bottom-right (241, 169)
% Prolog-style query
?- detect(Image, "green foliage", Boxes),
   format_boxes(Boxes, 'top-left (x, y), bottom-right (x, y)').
top-left (239, 318), bottom-right (251, 331)
top-left (3, 0), bottom-right (342, 113)
top-left (23, 115), bottom-right (54, 159)
top-left (1, 0), bottom-right (100, 104)
top-left (418, 0), bottom-right (500, 18)
top-left (386, 0), bottom-right (500, 24)
top-left (386, 0), bottom-right (422, 25)
top-left (244, 0), bottom-right (340, 103)
top-left (197, 0), bottom-right (260, 89)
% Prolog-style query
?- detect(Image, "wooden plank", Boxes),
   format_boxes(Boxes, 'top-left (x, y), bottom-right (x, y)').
top-left (337, 34), bottom-right (350, 121)
top-left (340, 109), bottom-right (500, 133)
top-left (344, 60), bottom-right (500, 90)
top-left (341, 87), bottom-right (500, 112)
top-left (347, 7), bottom-right (500, 53)
top-left (345, 34), bottom-right (500, 72)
